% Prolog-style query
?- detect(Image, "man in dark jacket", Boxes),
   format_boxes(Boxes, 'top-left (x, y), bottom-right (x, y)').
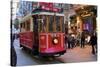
top-left (81, 32), bottom-right (85, 48)
top-left (10, 33), bottom-right (17, 66)
top-left (90, 32), bottom-right (97, 55)
top-left (67, 34), bottom-right (71, 49)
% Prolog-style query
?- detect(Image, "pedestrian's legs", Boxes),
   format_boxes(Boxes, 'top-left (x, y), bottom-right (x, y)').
top-left (72, 43), bottom-right (74, 48)
top-left (68, 41), bottom-right (71, 49)
top-left (70, 42), bottom-right (72, 48)
top-left (83, 41), bottom-right (85, 48)
top-left (92, 45), bottom-right (95, 54)
top-left (81, 41), bottom-right (85, 48)
top-left (95, 45), bottom-right (97, 53)
top-left (71, 43), bottom-right (74, 49)
top-left (81, 41), bottom-right (83, 48)
top-left (11, 34), bottom-right (17, 66)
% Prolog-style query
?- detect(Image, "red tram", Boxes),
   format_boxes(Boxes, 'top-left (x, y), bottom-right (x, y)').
top-left (19, 9), bottom-right (66, 57)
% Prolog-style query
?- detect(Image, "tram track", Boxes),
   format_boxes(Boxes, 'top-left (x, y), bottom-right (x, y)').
top-left (20, 48), bottom-right (63, 65)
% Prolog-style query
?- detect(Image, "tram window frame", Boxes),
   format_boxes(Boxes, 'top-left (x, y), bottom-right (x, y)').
top-left (23, 22), bottom-right (25, 29)
top-left (42, 15), bottom-right (47, 32)
top-left (61, 17), bottom-right (64, 32)
top-left (20, 23), bottom-right (23, 32)
top-left (49, 15), bottom-right (54, 32)
top-left (38, 15), bottom-right (64, 33)
top-left (20, 22), bottom-right (25, 32)
top-left (38, 15), bottom-right (43, 32)
top-left (26, 20), bottom-right (30, 31)
top-left (56, 16), bottom-right (60, 32)
top-left (20, 23), bottom-right (23, 28)
top-left (49, 15), bottom-right (64, 32)
top-left (38, 15), bottom-right (47, 32)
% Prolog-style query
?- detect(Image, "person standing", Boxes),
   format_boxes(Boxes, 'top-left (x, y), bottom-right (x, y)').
top-left (10, 25), bottom-right (17, 66)
top-left (67, 34), bottom-right (71, 49)
top-left (71, 36), bottom-right (75, 49)
top-left (90, 32), bottom-right (97, 55)
top-left (80, 32), bottom-right (85, 48)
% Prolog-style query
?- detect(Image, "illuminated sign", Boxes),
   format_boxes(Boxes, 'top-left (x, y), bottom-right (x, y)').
top-left (39, 2), bottom-right (61, 12)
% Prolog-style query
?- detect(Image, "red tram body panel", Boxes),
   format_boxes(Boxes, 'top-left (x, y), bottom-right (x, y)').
top-left (39, 33), bottom-right (66, 56)
top-left (20, 32), bottom-right (34, 49)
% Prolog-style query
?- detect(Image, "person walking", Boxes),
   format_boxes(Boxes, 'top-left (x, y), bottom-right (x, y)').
top-left (71, 36), bottom-right (75, 49)
top-left (67, 34), bottom-right (71, 49)
top-left (80, 32), bottom-right (85, 48)
top-left (90, 32), bottom-right (97, 55)
top-left (69, 34), bottom-right (75, 49)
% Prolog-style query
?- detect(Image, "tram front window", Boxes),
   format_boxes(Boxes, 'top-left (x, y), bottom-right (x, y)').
top-left (49, 16), bottom-right (64, 33)
top-left (56, 16), bottom-right (60, 32)
top-left (49, 16), bottom-right (54, 32)
top-left (38, 15), bottom-right (64, 33)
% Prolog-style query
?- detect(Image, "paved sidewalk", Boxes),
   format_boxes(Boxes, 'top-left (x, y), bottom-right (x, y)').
top-left (56, 45), bottom-right (97, 63)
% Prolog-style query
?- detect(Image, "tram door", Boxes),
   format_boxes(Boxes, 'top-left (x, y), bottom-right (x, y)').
top-left (33, 15), bottom-right (39, 53)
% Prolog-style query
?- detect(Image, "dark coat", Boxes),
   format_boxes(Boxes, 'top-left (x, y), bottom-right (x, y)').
top-left (10, 34), bottom-right (17, 66)
top-left (90, 35), bottom-right (97, 45)
top-left (11, 45), bottom-right (17, 66)
top-left (81, 35), bottom-right (85, 42)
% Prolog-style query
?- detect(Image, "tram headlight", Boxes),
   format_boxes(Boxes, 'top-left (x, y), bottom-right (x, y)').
top-left (53, 38), bottom-right (58, 44)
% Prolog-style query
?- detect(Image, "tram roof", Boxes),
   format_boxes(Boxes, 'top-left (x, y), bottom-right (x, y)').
top-left (20, 9), bottom-right (64, 23)
top-left (31, 12), bottom-right (64, 16)
top-left (31, 9), bottom-right (64, 16)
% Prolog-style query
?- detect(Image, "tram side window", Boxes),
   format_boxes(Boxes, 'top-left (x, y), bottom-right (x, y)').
top-left (26, 20), bottom-right (30, 31)
top-left (23, 22), bottom-right (25, 29)
top-left (20, 23), bottom-right (23, 32)
top-left (42, 15), bottom-right (47, 32)
top-left (20, 23), bottom-right (23, 28)
top-left (38, 15), bottom-right (47, 32)
top-left (38, 15), bottom-right (42, 32)
top-left (62, 17), bottom-right (64, 32)
top-left (39, 16), bottom-right (42, 32)
top-left (20, 22), bottom-right (25, 32)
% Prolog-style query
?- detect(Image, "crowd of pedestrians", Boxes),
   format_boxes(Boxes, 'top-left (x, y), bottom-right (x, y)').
top-left (65, 31), bottom-right (97, 55)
